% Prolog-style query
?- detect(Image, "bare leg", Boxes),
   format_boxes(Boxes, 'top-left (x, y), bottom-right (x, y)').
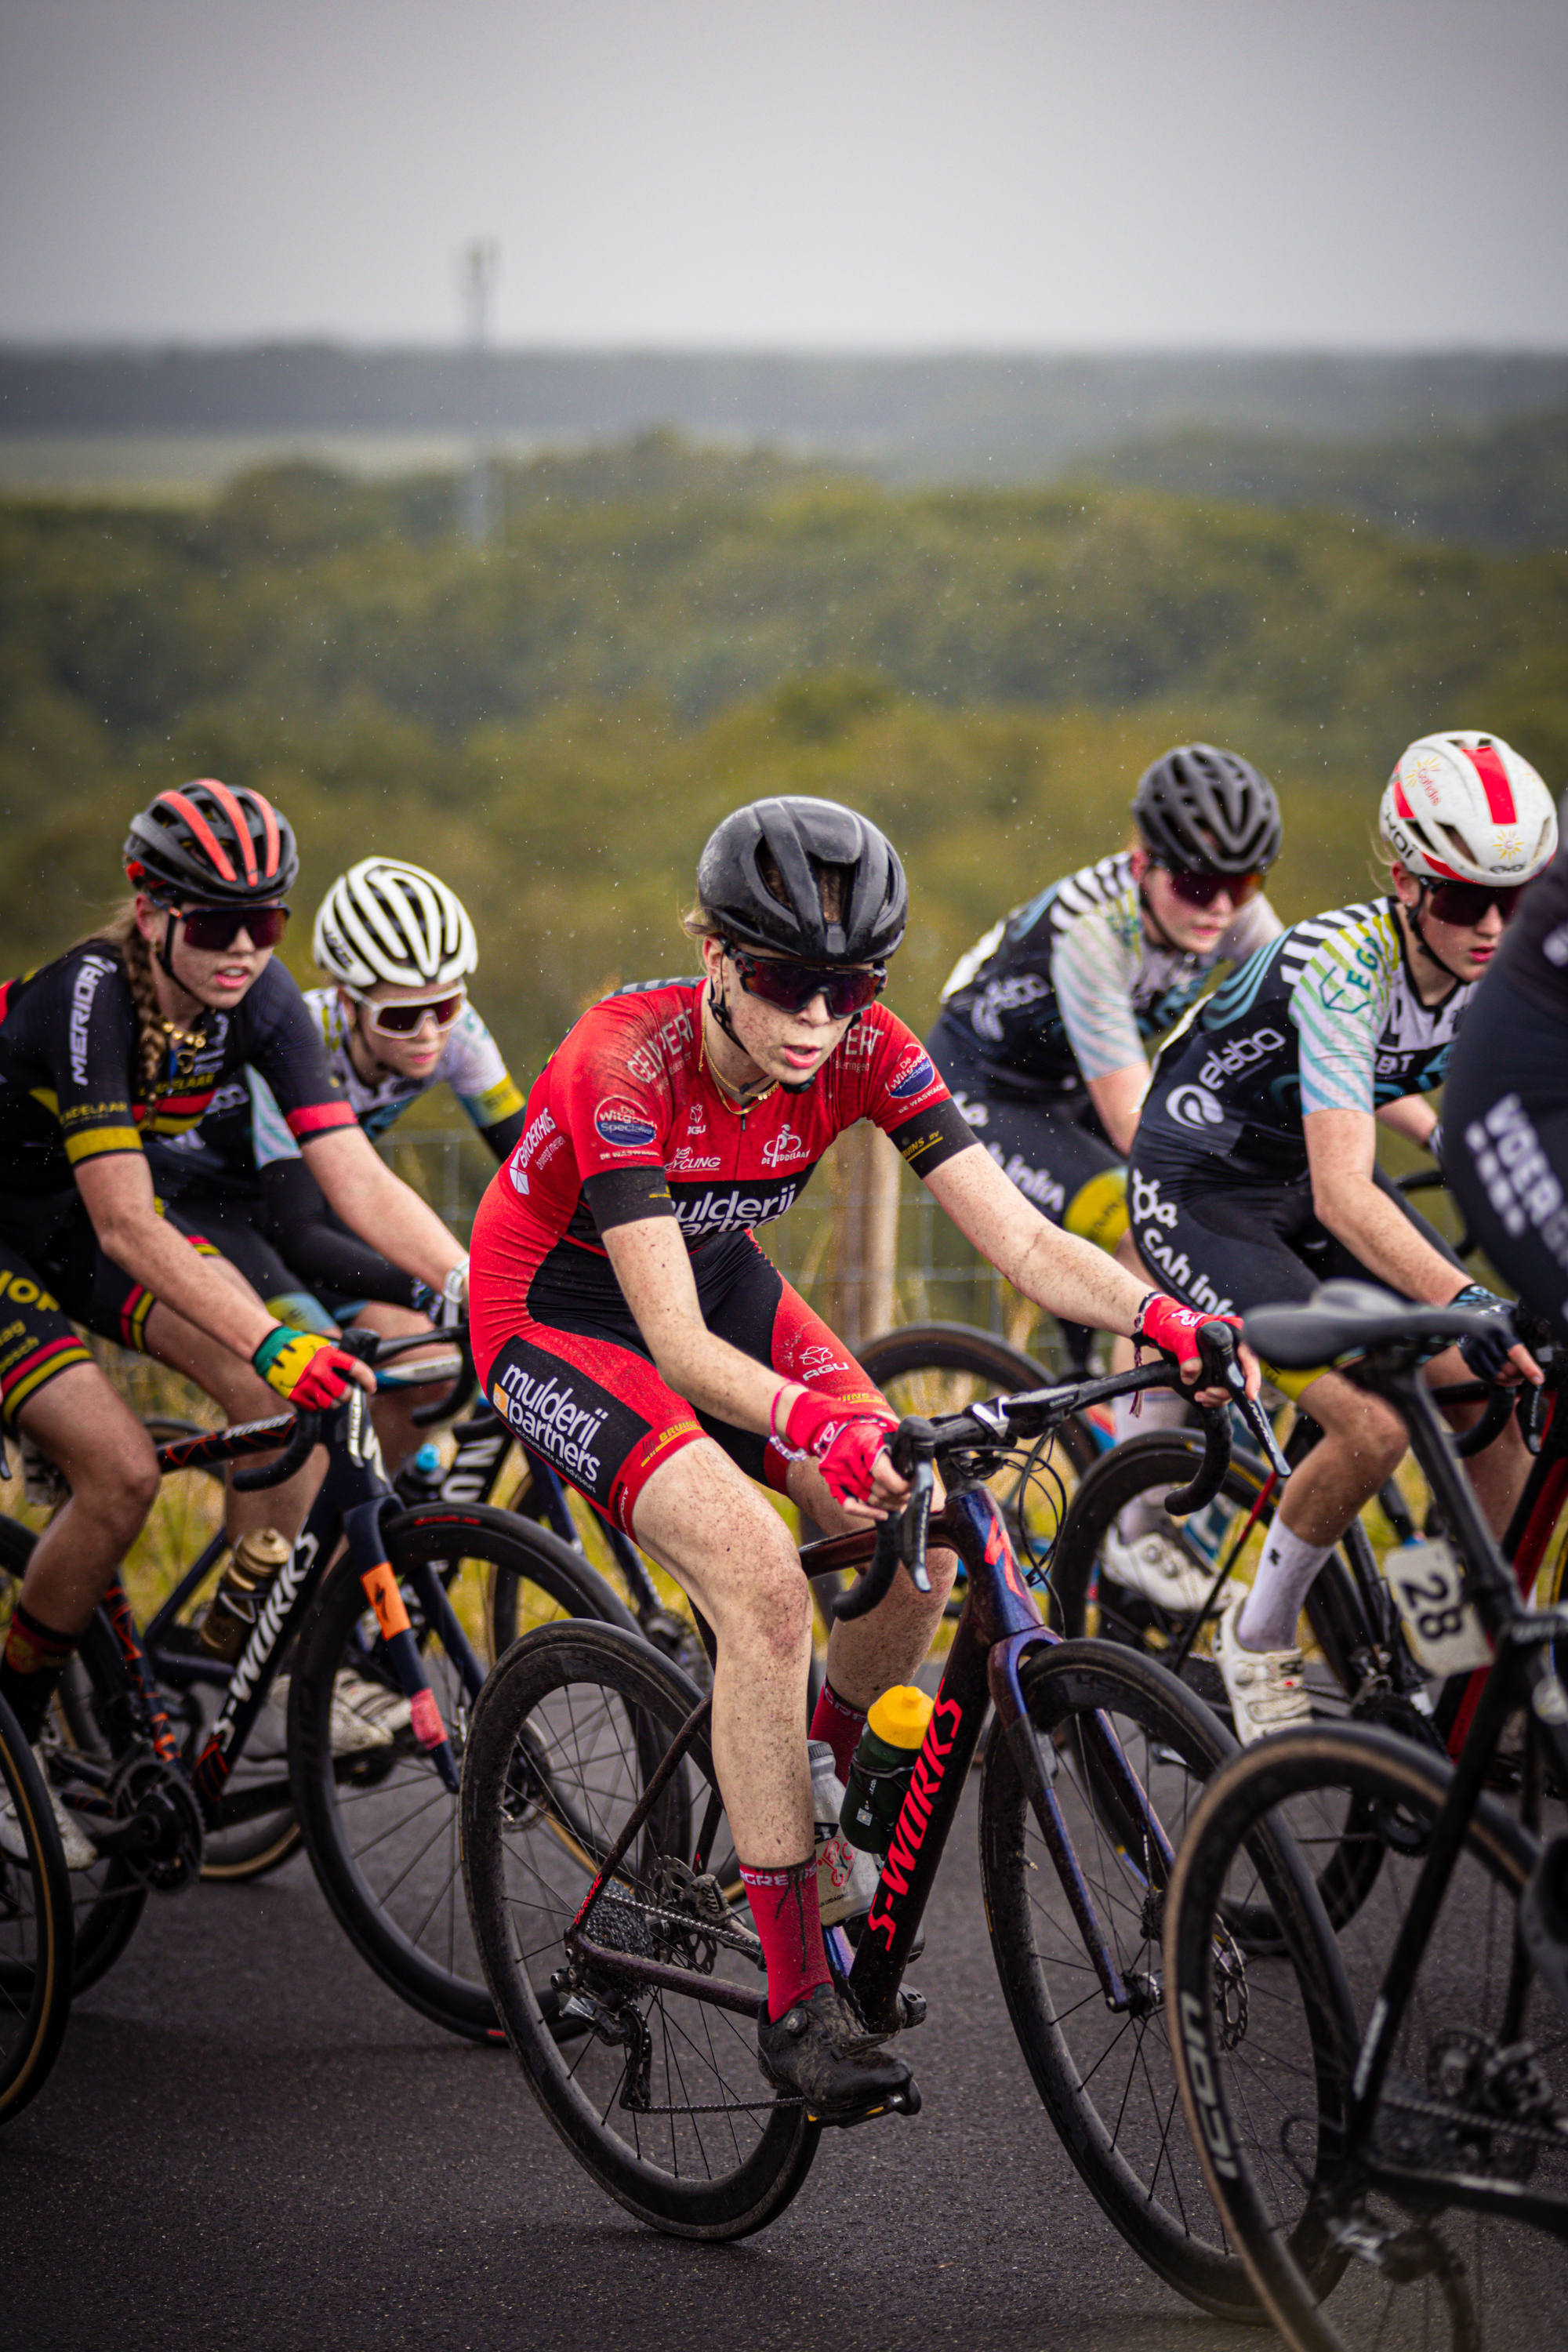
top-left (792, 1459), bottom-right (958, 1711)
top-left (12, 1364), bottom-right (162, 1632)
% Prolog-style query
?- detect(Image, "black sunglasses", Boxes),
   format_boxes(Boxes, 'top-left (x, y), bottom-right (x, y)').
top-left (1160, 867), bottom-right (1265, 911)
top-left (1421, 879), bottom-right (1527, 929)
top-left (177, 904), bottom-right (290, 952)
top-left (724, 941), bottom-right (887, 1019)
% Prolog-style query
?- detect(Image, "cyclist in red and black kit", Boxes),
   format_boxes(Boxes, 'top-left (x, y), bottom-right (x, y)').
top-left (0, 782), bottom-right (469, 1864)
top-left (470, 794), bottom-right (1258, 2118)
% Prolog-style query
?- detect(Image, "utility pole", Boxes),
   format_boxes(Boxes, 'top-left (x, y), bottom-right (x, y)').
top-left (459, 238), bottom-right (499, 545)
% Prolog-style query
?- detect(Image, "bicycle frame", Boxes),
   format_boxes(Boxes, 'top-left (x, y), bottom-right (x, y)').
top-left (1330, 1353), bottom-right (1568, 2235)
top-left (84, 1390), bottom-right (473, 1840)
top-left (560, 1477), bottom-right (1174, 2035)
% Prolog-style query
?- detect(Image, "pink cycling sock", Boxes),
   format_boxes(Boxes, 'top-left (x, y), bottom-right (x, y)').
top-left (809, 1679), bottom-right (867, 1782)
top-left (739, 1855), bottom-right (832, 2020)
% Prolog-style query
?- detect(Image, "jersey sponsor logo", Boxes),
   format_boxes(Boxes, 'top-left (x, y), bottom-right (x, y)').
top-left (493, 1366), bottom-right (611, 1486)
top-left (68, 954), bottom-right (114, 1084)
top-left (971, 973), bottom-right (1048, 1044)
top-left (1131, 1171), bottom-right (1178, 1231)
top-left (887, 1051), bottom-right (937, 1102)
top-left (686, 1101), bottom-right (707, 1134)
top-left (1196, 1026), bottom-right (1284, 1088)
top-left (794, 1341), bottom-right (851, 1380)
top-left (1167, 1083), bottom-right (1228, 1132)
top-left (507, 1106), bottom-right (557, 1194)
top-left (673, 1178), bottom-right (800, 1242)
top-left (839, 1019), bottom-right (880, 1066)
top-left (667, 1145), bottom-right (722, 1174)
top-left (1136, 1225), bottom-right (1235, 1317)
top-left (594, 1098), bottom-right (659, 1152)
top-left (625, 1005), bottom-right (696, 1085)
top-left (1544, 924), bottom-right (1568, 969)
top-left (760, 1126), bottom-right (808, 1168)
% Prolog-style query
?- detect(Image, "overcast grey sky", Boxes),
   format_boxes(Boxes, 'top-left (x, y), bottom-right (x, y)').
top-left (2, 0), bottom-right (1565, 349)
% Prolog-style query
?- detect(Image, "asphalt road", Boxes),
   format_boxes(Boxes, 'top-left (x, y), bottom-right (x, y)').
top-left (3, 1776), bottom-right (1268, 2352)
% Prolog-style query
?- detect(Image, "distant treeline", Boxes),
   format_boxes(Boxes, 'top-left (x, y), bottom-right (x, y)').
top-left (7, 344), bottom-right (1568, 488)
top-left (4, 437), bottom-right (1566, 1087)
top-left (1080, 404), bottom-right (1568, 554)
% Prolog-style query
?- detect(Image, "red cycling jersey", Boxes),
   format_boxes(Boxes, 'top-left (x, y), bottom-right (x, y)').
top-left (469, 981), bottom-right (975, 1529)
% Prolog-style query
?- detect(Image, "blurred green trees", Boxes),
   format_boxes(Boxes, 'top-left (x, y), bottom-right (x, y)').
top-left (4, 433), bottom-right (1566, 1093)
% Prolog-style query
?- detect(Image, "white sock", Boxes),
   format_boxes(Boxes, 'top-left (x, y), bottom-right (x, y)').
top-left (1237, 1523), bottom-right (1332, 1653)
top-left (1113, 1388), bottom-right (1191, 1541)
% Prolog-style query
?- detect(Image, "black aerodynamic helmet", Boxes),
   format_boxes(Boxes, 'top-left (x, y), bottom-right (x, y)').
top-left (696, 796), bottom-right (908, 962)
top-left (1131, 745), bottom-right (1282, 874)
top-left (125, 779), bottom-right (299, 906)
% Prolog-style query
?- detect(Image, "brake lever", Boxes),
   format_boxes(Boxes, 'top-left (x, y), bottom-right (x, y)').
top-left (900, 1458), bottom-right (935, 1595)
top-left (1196, 1319), bottom-right (1292, 1484)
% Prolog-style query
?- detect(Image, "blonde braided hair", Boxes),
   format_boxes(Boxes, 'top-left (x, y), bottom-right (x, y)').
top-left (75, 898), bottom-right (169, 1105)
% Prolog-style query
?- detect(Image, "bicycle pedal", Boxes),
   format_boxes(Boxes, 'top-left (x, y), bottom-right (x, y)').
top-left (809, 2075), bottom-right (922, 2128)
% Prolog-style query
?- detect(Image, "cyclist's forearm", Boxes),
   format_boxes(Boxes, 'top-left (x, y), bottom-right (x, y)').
top-left (1374, 1094), bottom-right (1438, 1145)
top-left (303, 1130), bottom-right (465, 1289)
top-left (94, 1202), bottom-right (275, 1356)
top-left (1086, 1062), bottom-right (1149, 1158)
top-left (1312, 1171), bottom-right (1464, 1303)
top-left (929, 1147), bottom-right (1146, 1336)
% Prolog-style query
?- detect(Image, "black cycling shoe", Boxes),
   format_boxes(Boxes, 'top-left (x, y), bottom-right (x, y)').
top-left (756, 1983), bottom-right (920, 2123)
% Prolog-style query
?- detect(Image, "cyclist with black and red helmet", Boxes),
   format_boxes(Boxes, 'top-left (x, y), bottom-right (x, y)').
top-left (0, 782), bottom-right (470, 1859)
top-left (1129, 731), bottom-right (1557, 1742)
top-left (928, 743), bottom-right (1283, 1610)
top-left (469, 793), bottom-right (1258, 2118)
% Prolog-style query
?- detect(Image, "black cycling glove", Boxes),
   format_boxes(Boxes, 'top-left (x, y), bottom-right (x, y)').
top-left (1450, 1282), bottom-right (1519, 1383)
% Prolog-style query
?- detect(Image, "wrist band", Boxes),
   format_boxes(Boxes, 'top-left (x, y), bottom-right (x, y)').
top-left (1131, 1290), bottom-right (1159, 1345)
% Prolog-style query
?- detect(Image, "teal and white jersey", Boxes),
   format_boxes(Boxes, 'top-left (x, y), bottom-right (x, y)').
top-left (931, 851), bottom-right (1278, 1095)
top-left (250, 987), bottom-right (524, 1166)
top-left (1144, 897), bottom-right (1474, 1178)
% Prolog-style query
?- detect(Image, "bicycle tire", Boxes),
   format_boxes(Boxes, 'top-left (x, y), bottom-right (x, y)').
top-left (137, 1415), bottom-right (302, 1882)
top-left (0, 1516), bottom-right (148, 1992)
top-left (0, 1687), bottom-right (74, 2123)
top-left (289, 1502), bottom-right (638, 2042)
top-left (461, 1617), bottom-right (821, 2239)
top-left (977, 1635), bottom-right (1264, 2318)
top-left (1165, 1724), bottom-right (1564, 2352)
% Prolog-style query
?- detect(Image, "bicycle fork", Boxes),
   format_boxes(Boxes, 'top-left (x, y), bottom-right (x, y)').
top-left (343, 1501), bottom-right (462, 1793)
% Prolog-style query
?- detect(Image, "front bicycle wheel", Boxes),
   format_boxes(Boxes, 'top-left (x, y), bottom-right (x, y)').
top-left (461, 1619), bottom-right (820, 2239)
top-left (858, 1323), bottom-right (1096, 1603)
top-left (0, 1689), bottom-right (73, 2122)
top-left (1165, 1724), bottom-right (1567, 2352)
top-left (978, 1635), bottom-right (1260, 2318)
top-left (289, 1503), bottom-right (637, 2041)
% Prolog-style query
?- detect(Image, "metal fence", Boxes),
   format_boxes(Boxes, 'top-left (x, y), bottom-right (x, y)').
top-left (380, 1129), bottom-right (1036, 1347)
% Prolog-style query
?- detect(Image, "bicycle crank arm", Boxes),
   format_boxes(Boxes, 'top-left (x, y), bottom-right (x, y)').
top-left (212, 1775), bottom-right (296, 1828)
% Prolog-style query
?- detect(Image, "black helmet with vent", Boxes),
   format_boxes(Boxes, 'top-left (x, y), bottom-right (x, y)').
top-left (125, 779), bottom-right (299, 906)
top-left (1132, 745), bottom-right (1282, 873)
top-left (696, 797), bottom-right (907, 962)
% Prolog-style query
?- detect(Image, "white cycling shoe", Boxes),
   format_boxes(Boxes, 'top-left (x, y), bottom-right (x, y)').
top-left (1217, 1603), bottom-right (1312, 1746)
top-left (1100, 1526), bottom-right (1239, 1616)
top-left (271, 1671), bottom-right (412, 1753)
top-left (0, 1744), bottom-right (99, 1871)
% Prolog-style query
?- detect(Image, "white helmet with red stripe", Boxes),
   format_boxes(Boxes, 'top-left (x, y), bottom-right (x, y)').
top-left (1380, 731), bottom-right (1558, 887)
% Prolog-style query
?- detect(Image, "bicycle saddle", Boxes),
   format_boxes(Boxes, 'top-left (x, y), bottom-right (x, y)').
top-left (1244, 1279), bottom-right (1494, 1370)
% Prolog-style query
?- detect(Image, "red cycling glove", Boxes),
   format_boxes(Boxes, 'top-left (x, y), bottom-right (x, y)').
top-left (252, 1327), bottom-right (366, 1410)
top-left (1134, 1293), bottom-right (1244, 1377)
top-left (775, 1386), bottom-right (900, 1508)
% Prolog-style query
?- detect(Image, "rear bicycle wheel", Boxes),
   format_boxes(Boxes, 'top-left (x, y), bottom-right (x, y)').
top-left (0, 1516), bottom-right (148, 1991)
top-left (461, 1618), bottom-right (820, 2239)
top-left (0, 1689), bottom-right (73, 2122)
top-left (978, 1635), bottom-right (1261, 2318)
top-left (1165, 1724), bottom-right (1566, 2352)
top-left (289, 1504), bottom-right (637, 2041)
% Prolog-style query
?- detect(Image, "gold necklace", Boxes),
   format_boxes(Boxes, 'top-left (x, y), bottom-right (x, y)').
top-left (158, 1011), bottom-right (206, 1083)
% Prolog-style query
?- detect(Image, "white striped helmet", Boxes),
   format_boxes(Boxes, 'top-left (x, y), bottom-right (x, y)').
top-left (1380, 732), bottom-right (1558, 887)
top-left (313, 858), bottom-right (478, 989)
